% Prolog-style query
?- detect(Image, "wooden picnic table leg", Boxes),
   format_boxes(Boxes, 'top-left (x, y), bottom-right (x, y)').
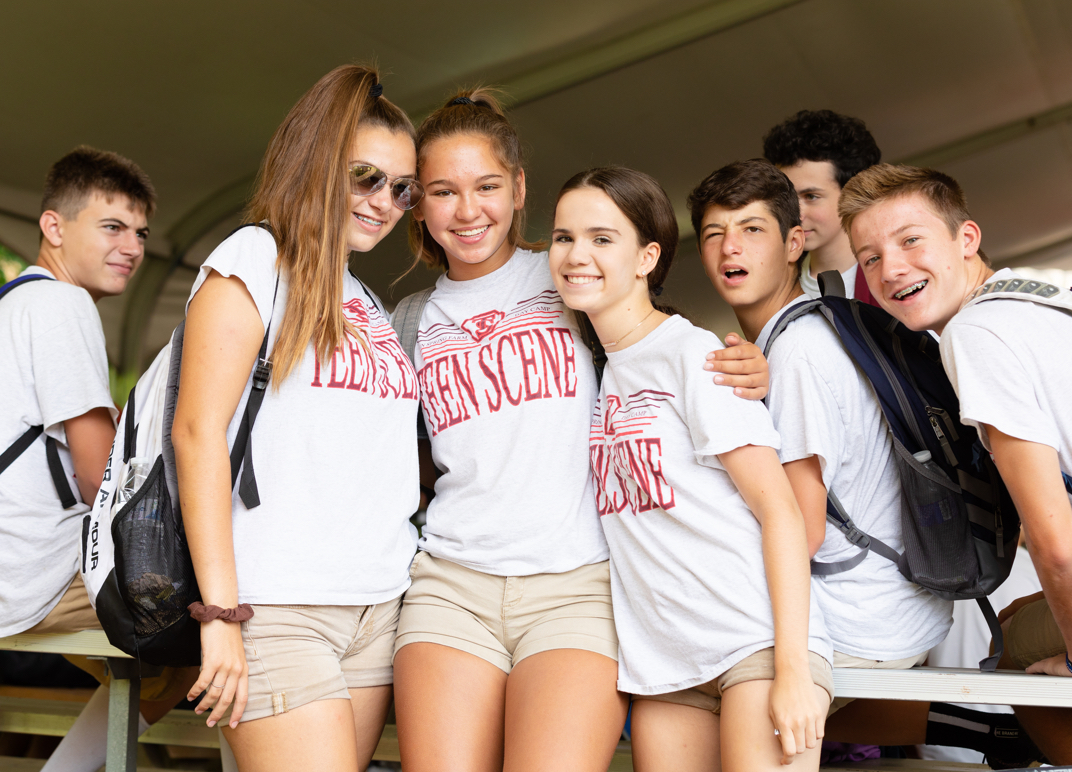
top-left (105, 659), bottom-right (140, 772)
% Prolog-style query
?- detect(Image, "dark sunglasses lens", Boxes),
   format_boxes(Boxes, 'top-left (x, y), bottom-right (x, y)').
top-left (391, 179), bottom-right (424, 210)
top-left (350, 165), bottom-right (386, 196)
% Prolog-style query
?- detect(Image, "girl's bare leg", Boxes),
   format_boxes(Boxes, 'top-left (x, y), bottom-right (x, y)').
top-left (223, 698), bottom-right (358, 772)
top-left (504, 649), bottom-right (628, 772)
top-left (631, 698), bottom-right (721, 772)
top-left (394, 642), bottom-right (507, 772)
top-left (720, 680), bottom-right (827, 772)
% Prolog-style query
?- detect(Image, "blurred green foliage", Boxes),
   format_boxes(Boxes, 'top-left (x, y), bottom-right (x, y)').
top-left (0, 243), bottom-right (28, 283)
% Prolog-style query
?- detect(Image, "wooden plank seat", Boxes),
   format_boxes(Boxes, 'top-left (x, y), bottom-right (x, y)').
top-left (5, 631), bottom-right (1072, 771)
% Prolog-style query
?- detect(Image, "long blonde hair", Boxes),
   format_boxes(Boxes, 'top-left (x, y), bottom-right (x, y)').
top-left (246, 64), bottom-right (415, 385)
top-left (406, 87), bottom-right (544, 275)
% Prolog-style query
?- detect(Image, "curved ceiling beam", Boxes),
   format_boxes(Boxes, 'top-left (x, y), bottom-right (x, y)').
top-left (118, 174), bottom-right (255, 375)
top-left (896, 98), bottom-right (1072, 168)
top-left (411, 0), bottom-right (806, 120)
top-left (166, 174), bottom-right (257, 258)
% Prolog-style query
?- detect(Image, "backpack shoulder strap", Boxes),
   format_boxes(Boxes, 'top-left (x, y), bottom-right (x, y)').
top-left (761, 298), bottom-right (824, 358)
top-left (349, 271), bottom-right (387, 317)
top-left (227, 272), bottom-right (281, 509)
top-left (761, 288), bottom-right (905, 579)
top-left (963, 276), bottom-right (1072, 314)
top-left (0, 273), bottom-right (78, 508)
top-left (391, 287), bottom-right (435, 365)
top-left (810, 491), bottom-right (902, 577)
top-left (817, 269), bottom-right (846, 299)
top-left (390, 288), bottom-right (435, 442)
top-left (0, 274), bottom-right (54, 300)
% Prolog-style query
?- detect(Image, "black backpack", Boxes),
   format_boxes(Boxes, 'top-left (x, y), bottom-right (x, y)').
top-left (763, 272), bottom-right (1020, 670)
top-left (83, 224), bottom-right (279, 667)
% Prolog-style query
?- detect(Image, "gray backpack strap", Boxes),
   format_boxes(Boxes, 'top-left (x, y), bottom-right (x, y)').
top-left (391, 287), bottom-right (435, 440)
top-left (963, 277), bottom-right (1072, 314)
top-left (762, 299), bottom-right (824, 359)
top-left (811, 491), bottom-right (903, 577)
top-left (760, 295), bottom-right (904, 579)
top-left (817, 269), bottom-right (846, 299)
top-left (391, 287), bottom-right (435, 366)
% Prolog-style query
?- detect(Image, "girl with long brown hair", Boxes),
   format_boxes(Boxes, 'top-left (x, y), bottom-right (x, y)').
top-left (391, 89), bottom-right (770, 772)
top-left (172, 64), bottom-right (424, 771)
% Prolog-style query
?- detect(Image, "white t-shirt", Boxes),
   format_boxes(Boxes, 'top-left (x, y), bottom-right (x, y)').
top-left (414, 249), bottom-right (607, 576)
top-left (593, 315), bottom-right (831, 695)
top-left (761, 295), bottom-right (953, 660)
top-left (0, 267), bottom-right (118, 636)
top-left (187, 226), bottom-right (419, 605)
top-left (942, 268), bottom-right (1072, 500)
top-left (799, 254), bottom-right (858, 300)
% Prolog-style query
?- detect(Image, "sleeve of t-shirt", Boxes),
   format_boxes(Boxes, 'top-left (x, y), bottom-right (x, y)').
top-left (186, 225), bottom-right (280, 330)
top-left (768, 347), bottom-right (845, 490)
top-left (31, 290), bottom-right (118, 442)
top-left (680, 332), bottom-right (781, 471)
top-left (941, 320), bottom-right (1056, 452)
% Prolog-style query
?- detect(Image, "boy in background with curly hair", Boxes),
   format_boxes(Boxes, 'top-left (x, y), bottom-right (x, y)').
top-left (763, 110), bottom-right (882, 305)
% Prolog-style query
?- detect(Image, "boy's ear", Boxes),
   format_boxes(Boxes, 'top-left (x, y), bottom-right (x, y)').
top-left (960, 219), bottom-right (982, 259)
top-left (786, 224), bottom-right (805, 264)
top-left (39, 210), bottom-right (64, 248)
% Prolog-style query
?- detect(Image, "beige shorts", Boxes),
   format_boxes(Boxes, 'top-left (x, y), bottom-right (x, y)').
top-left (394, 552), bottom-right (618, 673)
top-left (239, 598), bottom-right (401, 723)
top-left (633, 648), bottom-right (833, 715)
top-left (1007, 597), bottom-right (1065, 670)
top-left (26, 573), bottom-right (191, 703)
top-left (826, 650), bottom-right (929, 715)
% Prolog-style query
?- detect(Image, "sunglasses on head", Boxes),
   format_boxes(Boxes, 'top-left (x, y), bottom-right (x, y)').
top-left (349, 164), bottom-right (424, 210)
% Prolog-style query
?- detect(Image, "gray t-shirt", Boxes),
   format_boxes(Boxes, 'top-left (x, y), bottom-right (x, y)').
top-left (761, 296), bottom-right (952, 660)
top-left (0, 267), bottom-right (117, 636)
top-left (593, 315), bottom-right (831, 695)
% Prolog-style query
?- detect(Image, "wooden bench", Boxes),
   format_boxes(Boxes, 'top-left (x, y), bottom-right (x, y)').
top-left (3, 630), bottom-right (1070, 771)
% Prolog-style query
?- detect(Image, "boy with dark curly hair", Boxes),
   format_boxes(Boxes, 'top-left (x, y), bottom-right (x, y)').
top-left (763, 110), bottom-right (881, 305)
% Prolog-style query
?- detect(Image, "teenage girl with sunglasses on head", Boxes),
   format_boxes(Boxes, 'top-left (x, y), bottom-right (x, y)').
top-left (172, 65), bottom-right (425, 772)
top-left (391, 89), bottom-right (771, 772)
top-left (549, 166), bottom-right (831, 772)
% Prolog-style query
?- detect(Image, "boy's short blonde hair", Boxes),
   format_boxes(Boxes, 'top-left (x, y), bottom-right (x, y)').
top-left (838, 163), bottom-right (990, 266)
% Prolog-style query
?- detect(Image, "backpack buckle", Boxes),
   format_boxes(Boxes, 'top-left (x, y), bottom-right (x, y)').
top-left (252, 358), bottom-right (273, 391)
top-left (844, 526), bottom-right (871, 548)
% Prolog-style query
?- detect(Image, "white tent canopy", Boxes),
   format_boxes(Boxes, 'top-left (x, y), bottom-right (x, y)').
top-left (2, 0), bottom-right (1071, 375)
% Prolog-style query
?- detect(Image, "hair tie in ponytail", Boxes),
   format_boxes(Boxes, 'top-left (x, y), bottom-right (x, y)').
top-left (450, 96), bottom-right (475, 106)
top-left (370, 83), bottom-right (383, 99)
top-left (653, 286), bottom-right (664, 297)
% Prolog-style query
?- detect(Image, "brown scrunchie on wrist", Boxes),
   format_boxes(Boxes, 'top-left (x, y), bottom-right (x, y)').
top-left (188, 602), bottom-right (254, 623)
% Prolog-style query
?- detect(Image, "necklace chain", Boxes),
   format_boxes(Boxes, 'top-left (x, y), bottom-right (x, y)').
top-left (602, 308), bottom-right (656, 348)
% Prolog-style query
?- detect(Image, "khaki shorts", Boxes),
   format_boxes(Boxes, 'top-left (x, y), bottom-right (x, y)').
top-left (26, 573), bottom-right (190, 703)
top-left (633, 648), bottom-right (833, 715)
top-left (239, 598), bottom-right (401, 723)
top-left (394, 552), bottom-right (618, 673)
top-left (827, 650), bottom-right (929, 715)
top-left (1007, 597), bottom-right (1066, 670)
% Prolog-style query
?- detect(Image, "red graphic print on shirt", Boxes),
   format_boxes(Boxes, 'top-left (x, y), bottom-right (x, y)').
top-left (461, 309), bottom-right (505, 341)
top-left (417, 291), bottom-right (581, 436)
top-left (590, 390), bottom-right (676, 515)
top-left (310, 297), bottom-right (419, 400)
